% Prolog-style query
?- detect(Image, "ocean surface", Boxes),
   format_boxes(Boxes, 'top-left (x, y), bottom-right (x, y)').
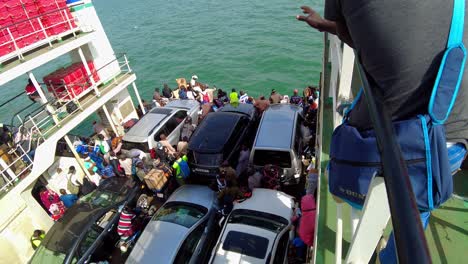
top-left (1, 0), bottom-right (324, 133)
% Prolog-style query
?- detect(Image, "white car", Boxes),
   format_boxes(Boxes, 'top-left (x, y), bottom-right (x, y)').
top-left (209, 188), bottom-right (295, 264)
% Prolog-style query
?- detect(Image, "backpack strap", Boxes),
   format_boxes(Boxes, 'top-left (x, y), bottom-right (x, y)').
top-left (428, 0), bottom-right (466, 124)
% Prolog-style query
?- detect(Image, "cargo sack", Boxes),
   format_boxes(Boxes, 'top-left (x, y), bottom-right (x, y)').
top-left (329, 0), bottom-right (466, 211)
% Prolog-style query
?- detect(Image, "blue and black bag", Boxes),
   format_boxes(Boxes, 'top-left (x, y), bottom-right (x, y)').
top-left (328, 0), bottom-right (466, 211)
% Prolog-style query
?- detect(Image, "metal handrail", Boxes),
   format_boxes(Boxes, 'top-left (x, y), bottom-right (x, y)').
top-left (0, 54), bottom-right (133, 194)
top-left (354, 53), bottom-right (431, 263)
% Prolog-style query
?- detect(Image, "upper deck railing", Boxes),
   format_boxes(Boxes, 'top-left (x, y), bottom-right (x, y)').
top-left (0, 2), bottom-right (85, 64)
top-left (0, 54), bottom-right (133, 195)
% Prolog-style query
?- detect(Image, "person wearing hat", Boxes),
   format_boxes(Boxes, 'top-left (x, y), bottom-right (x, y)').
top-left (290, 89), bottom-right (303, 106)
top-left (269, 89), bottom-right (283, 104)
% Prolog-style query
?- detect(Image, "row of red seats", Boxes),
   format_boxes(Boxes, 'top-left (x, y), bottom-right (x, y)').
top-left (43, 61), bottom-right (100, 101)
top-left (0, 0), bottom-right (76, 58)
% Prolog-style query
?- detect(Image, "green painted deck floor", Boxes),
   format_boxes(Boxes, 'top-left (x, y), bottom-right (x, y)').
top-left (316, 99), bottom-right (468, 263)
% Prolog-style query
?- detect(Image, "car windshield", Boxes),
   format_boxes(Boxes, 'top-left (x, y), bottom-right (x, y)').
top-left (79, 190), bottom-right (124, 208)
top-left (190, 152), bottom-right (223, 166)
top-left (222, 231), bottom-right (269, 259)
top-left (253, 150), bottom-right (292, 168)
top-left (228, 209), bottom-right (288, 233)
top-left (153, 202), bottom-right (207, 228)
top-left (30, 245), bottom-right (68, 264)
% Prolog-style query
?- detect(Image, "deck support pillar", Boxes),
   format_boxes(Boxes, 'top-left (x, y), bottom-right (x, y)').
top-left (64, 135), bottom-right (92, 179)
top-left (28, 72), bottom-right (47, 104)
top-left (102, 104), bottom-right (118, 136)
top-left (77, 47), bottom-right (99, 96)
top-left (132, 82), bottom-right (146, 115)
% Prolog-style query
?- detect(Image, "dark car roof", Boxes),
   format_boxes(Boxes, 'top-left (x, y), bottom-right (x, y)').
top-left (39, 177), bottom-right (135, 254)
top-left (189, 112), bottom-right (243, 152)
top-left (219, 103), bottom-right (256, 118)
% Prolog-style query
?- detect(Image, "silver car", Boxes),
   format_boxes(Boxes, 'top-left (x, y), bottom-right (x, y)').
top-left (249, 104), bottom-right (305, 185)
top-left (126, 185), bottom-right (218, 264)
top-left (122, 100), bottom-right (199, 152)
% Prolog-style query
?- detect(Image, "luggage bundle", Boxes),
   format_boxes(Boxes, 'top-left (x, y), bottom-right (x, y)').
top-left (144, 169), bottom-right (168, 192)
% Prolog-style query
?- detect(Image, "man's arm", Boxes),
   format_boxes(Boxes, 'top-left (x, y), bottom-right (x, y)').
top-left (296, 6), bottom-right (354, 48)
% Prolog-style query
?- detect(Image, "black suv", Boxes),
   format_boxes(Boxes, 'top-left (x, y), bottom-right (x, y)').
top-left (187, 104), bottom-right (257, 183)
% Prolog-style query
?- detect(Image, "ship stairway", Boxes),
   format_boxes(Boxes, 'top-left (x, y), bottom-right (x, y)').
top-left (0, 54), bottom-right (136, 195)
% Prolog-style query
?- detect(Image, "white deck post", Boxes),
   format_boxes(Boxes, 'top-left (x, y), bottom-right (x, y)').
top-left (345, 176), bottom-right (391, 264)
top-left (132, 82), bottom-right (146, 115)
top-left (28, 72), bottom-right (48, 104)
top-left (63, 135), bottom-right (92, 178)
top-left (350, 208), bottom-right (361, 236)
top-left (335, 202), bottom-right (343, 264)
top-left (77, 47), bottom-right (99, 96)
top-left (101, 105), bottom-right (118, 135)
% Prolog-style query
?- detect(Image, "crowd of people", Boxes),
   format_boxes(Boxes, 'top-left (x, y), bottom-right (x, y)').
top-left (31, 74), bottom-right (320, 260)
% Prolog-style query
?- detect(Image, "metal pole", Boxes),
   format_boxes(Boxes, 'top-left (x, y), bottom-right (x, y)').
top-left (132, 82), bottom-right (146, 115)
top-left (63, 135), bottom-right (91, 178)
top-left (354, 54), bottom-right (431, 263)
top-left (77, 48), bottom-right (99, 96)
top-left (335, 203), bottom-right (343, 264)
top-left (28, 72), bottom-right (48, 104)
top-left (101, 104), bottom-right (118, 135)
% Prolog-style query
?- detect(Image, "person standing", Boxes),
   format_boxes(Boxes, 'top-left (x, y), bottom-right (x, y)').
top-left (30, 230), bottom-right (45, 250)
top-left (172, 152), bottom-right (190, 186)
top-left (236, 145), bottom-right (250, 176)
top-left (162, 83), bottom-right (173, 99)
top-left (239, 90), bottom-right (249, 103)
top-left (296, 2), bottom-right (468, 263)
top-left (269, 89), bottom-right (283, 104)
top-left (177, 136), bottom-right (189, 155)
top-left (25, 79), bottom-right (42, 102)
top-left (290, 89), bottom-right (303, 106)
top-left (254, 95), bottom-right (270, 114)
top-left (119, 154), bottom-right (133, 177)
top-left (159, 134), bottom-right (176, 156)
top-left (180, 117), bottom-right (196, 140)
top-left (229, 89), bottom-right (239, 104)
top-left (59, 189), bottom-right (78, 208)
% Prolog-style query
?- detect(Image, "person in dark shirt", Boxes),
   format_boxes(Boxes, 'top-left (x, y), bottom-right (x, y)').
top-left (296, 2), bottom-right (467, 150)
top-left (297, 1), bottom-right (467, 263)
top-left (290, 89), bottom-right (303, 106)
top-left (162, 83), bottom-right (173, 98)
top-left (59, 189), bottom-right (78, 208)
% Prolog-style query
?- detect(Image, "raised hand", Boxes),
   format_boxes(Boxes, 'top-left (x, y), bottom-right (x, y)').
top-left (296, 6), bottom-right (326, 31)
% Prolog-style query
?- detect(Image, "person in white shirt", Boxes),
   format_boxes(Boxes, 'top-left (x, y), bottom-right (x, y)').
top-left (239, 90), bottom-right (249, 103)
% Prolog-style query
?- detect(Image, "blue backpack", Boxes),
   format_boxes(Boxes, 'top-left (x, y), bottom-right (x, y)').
top-left (178, 159), bottom-right (190, 179)
top-left (329, 0), bottom-right (466, 211)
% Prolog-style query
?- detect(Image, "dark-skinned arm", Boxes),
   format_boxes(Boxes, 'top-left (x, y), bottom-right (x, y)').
top-left (296, 6), bottom-right (354, 48)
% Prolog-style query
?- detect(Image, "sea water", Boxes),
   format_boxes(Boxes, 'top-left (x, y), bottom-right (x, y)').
top-left (0, 0), bottom-right (324, 133)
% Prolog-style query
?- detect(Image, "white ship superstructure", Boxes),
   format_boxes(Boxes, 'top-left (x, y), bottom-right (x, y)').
top-left (0, 1), bottom-right (145, 262)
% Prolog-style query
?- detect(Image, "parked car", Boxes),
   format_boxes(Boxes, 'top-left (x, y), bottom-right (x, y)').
top-left (30, 177), bottom-right (140, 264)
top-left (187, 103), bottom-right (257, 182)
top-left (249, 104), bottom-right (305, 185)
top-left (126, 185), bottom-right (219, 264)
top-left (209, 188), bottom-right (295, 264)
top-left (122, 100), bottom-right (199, 152)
